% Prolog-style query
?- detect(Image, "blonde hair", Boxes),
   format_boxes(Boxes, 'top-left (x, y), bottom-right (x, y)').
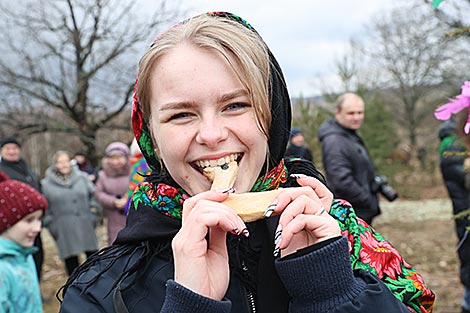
top-left (137, 14), bottom-right (272, 145)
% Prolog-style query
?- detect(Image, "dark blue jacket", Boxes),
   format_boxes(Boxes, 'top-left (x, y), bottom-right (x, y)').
top-left (59, 236), bottom-right (408, 313)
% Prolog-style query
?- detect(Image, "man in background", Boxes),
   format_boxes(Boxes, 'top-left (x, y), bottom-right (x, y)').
top-left (318, 93), bottom-right (380, 224)
top-left (0, 136), bottom-right (46, 294)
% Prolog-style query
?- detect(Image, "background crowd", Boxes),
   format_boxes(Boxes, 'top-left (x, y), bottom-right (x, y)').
top-left (0, 135), bottom-right (150, 311)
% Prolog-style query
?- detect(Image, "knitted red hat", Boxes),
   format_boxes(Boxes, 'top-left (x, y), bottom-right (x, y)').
top-left (0, 171), bottom-right (48, 233)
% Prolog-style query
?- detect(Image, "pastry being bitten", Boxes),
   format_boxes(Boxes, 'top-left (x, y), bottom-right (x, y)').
top-left (203, 160), bottom-right (281, 222)
top-left (203, 160), bottom-right (238, 191)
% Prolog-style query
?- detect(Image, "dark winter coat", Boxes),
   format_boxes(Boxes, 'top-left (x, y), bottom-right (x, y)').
top-left (0, 158), bottom-right (41, 192)
top-left (42, 167), bottom-right (99, 260)
top-left (438, 120), bottom-right (470, 288)
top-left (59, 235), bottom-right (409, 313)
top-left (438, 120), bottom-right (468, 232)
top-left (318, 119), bottom-right (380, 221)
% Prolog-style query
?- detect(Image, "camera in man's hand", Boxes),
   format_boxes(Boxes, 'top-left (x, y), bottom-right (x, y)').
top-left (374, 175), bottom-right (398, 202)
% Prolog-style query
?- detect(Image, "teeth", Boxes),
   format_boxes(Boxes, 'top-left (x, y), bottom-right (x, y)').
top-left (196, 153), bottom-right (239, 169)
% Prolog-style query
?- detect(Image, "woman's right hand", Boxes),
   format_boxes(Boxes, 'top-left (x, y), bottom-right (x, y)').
top-left (172, 190), bottom-right (247, 300)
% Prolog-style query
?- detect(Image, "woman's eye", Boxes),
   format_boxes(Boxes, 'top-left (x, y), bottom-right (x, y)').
top-left (225, 102), bottom-right (250, 111)
top-left (168, 112), bottom-right (192, 121)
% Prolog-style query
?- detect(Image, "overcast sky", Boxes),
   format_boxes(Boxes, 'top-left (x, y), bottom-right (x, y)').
top-left (166, 1), bottom-right (399, 97)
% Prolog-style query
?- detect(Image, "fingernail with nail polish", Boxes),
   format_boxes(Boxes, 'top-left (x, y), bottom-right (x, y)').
top-left (241, 228), bottom-right (250, 237)
top-left (264, 199), bottom-right (278, 217)
top-left (273, 247), bottom-right (280, 258)
top-left (290, 173), bottom-right (308, 179)
top-left (218, 187), bottom-right (236, 193)
top-left (274, 229), bottom-right (282, 247)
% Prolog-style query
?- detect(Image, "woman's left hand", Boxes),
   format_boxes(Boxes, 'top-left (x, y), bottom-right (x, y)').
top-left (272, 175), bottom-right (341, 258)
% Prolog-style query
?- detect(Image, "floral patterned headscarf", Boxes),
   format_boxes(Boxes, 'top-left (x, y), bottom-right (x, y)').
top-left (131, 12), bottom-right (291, 175)
top-left (127, 12), bottom-right (292, 219)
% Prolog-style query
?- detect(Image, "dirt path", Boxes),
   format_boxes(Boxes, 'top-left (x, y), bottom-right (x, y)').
top-left (42, 198), bottom-right (462, 312)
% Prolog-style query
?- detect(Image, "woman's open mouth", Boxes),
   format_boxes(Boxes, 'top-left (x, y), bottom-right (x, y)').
top-left (193, 153), bottom-right (241, 173)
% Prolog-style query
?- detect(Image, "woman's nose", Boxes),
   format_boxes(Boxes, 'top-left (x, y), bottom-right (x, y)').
top-left (195, 116), bottom-right (228, 148)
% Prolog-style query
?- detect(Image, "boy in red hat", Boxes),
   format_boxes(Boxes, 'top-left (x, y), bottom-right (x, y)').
top-left (0, 171), bottom-right (48, 312)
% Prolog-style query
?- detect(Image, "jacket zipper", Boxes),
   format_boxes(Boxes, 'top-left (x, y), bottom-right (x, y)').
top-left (242, 261), bottom-right (256, 313)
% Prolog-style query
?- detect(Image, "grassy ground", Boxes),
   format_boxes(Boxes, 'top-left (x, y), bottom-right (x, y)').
top-left (41, 196), bottom-right (462, 312)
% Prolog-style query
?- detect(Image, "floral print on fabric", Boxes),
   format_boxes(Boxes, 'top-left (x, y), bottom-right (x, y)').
top-left (131, 183), bottom-right (187, 219)
top-left (208, 12), bottom-right (254, 30)
top-left (251, 160), bottom-right (287, 192)
top-left (330, 199), bottom-right (435, 313)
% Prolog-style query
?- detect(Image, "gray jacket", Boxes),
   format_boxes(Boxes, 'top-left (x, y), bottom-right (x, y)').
top-left (42, 167), bottom-right (99, 259)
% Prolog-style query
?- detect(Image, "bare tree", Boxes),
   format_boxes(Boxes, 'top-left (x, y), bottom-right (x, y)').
top-left (355, 4), bottom-right (464, 146)
top-left (424, 0), bottom-right (470, 38)
top-left (0, 0), bottom-right (183, 165)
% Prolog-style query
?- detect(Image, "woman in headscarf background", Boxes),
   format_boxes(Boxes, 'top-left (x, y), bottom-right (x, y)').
top-left (42, 150), bottom-right (99, 276)
top-left (59, 12), bottom-right (434, 313)
top-left (95, 142), bottom-right (132, 245)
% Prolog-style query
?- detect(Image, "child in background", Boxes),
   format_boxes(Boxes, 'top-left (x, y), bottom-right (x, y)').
top-left (0, 171), bottom-right (48, 313)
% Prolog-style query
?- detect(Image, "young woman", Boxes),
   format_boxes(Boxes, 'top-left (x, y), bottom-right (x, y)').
top-left (59, 12), bottom-right (434, 312)
top-left (42, 151), bottom-right (99, 276)
top-left (0, 171), bottom-right (48, 313)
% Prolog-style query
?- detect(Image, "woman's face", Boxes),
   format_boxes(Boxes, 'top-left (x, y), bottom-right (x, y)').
top-left (149, 44), bottom-right (268, 195)
top-left (107, 155), bottom-right (128, 169)
top-left (56, 153), bottom-right (72, 175)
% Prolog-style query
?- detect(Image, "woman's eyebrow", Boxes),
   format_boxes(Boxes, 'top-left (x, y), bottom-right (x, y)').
top-left (158, 89), bottom-right (249, 111)
top-left (159, 101), bottom-right (194, 111)
top-left (218, 89), bottom-right (249, 103)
